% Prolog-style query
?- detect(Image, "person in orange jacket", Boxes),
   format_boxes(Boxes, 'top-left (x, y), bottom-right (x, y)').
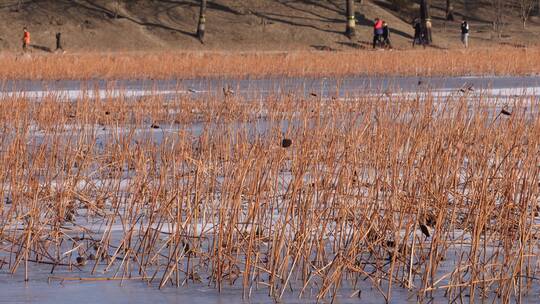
top-left (22, 27), bottom-right (30, 52)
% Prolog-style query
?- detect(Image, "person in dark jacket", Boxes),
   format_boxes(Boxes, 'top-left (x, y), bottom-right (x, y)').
top-left (412, 19), bottom-right (421, 47)
top-left (412, 19), bottom-right (428, 48)
top-left (382, 21), bottom-right (392, 49)
top-left (55, 32), bottom-right (63, 52)
top-left (461, 20), bottom-right (469, 48)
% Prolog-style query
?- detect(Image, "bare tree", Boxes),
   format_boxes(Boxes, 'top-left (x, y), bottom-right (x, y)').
top-left (518, 0), bottom-right (536, 28)
top-left (420, 0), bottom-right (432, 44)
top-left (113, 0), bottom-right (120, 19)
top-left (446, 0), bottom-right (454, 21)
top-left (389, 0), bottom-right (409, 10)
top-left (345, 0), bottom-right (356, 38)
top-left (197, 0), bottom-right (207, 43)
top-left (490, 0), bottom-right (509, 38)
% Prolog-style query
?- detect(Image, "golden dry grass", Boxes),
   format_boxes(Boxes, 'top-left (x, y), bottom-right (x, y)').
top-left (0, 88), bottom-right (539, 302)
top-left (1, 46), bottom-right (539, 80)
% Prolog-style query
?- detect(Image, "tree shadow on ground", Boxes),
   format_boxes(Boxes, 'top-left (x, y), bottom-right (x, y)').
top-left (428, 3), bottom-right (493, 24)
top-left (311, 45), bottom-right (337, 51)
top-left (0, 0), bottom-right (33, 10)
top-left (8, 0), bottom-right (420, 44)
top-left (390, 28), bottom-right (413, 39)
top-left (73, 0), bottom-right (197, 38)
top-left (291, 0), bottom-right (343, 15)
top-left (276, 0), bottom-right (343, 24)
top-left (252, 11), bottom-right (342, 34)
top-left (356, 13), bottom-right (374, 27)
top-left (371, 1), bottom-right (415, 22)
top-left (30, 44), bottom-right (52, 52)
top-left (427, 44), bottom-right (448, 50)
top-left (337, 41), bottom-right (366, 49)
top-left (157, 0), bottom-right (245, 16)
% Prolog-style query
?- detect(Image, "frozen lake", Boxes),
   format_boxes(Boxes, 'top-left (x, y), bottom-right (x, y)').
top-left (1, 75), bottom-right (540, 100)
top-left (1, 75), bottom-right (540, 304)
top-left (0, 276), bottom-right (422, 304)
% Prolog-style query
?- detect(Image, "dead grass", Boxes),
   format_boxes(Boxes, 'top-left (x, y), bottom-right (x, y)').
top-left (0, 47), bottom-right (539, 80)
top-left (0, 87), bottom-right (539, 302)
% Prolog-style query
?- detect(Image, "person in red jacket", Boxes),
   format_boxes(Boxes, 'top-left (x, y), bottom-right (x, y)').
top-left (373, 18), bottom-right (383, 49)
top-left (22, 27), bottom-right (30, 52)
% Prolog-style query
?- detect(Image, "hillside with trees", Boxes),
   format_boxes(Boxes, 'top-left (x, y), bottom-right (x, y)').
top-left (1, 0), bottom-right (539, 52)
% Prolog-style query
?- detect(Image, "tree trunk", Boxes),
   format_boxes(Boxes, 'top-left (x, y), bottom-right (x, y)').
top-left (197, 0), bottom-right (207, 43)
top-left (345, 0), bottom-right (356, 38)
top-left (114, 0), bottom-right (119, 19)
top-left (420, 0), bottom-right (432, 44)
top-left (491, 0), bottom-right (507, 38)
top-left (446, 0), bottom-right (454, 21)
top-left (56, 32), bottom-right (63, 51)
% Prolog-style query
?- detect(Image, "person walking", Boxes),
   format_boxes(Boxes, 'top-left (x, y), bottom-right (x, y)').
top-left (382, 21), bottom-right (392, 49)
top-left (22, 27), bottom-right (30, 52)
top-left (373, 18), bottom-right (383, 49)
top-left (55, 32), bottom-right (63, 52)
top-left (412, 18), bottom-right (423, 47)
top-left (461, 20), bottom-right (469, 48)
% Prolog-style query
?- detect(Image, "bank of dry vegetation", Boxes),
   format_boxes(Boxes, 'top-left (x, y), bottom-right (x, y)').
top-left (0, 47), bottom-right (539, 80)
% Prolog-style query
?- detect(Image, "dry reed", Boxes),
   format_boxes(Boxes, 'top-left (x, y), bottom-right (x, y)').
top-left (0, 86), bottom-right (539, 303)
top-left (0, 47), bottom-right (538, 80)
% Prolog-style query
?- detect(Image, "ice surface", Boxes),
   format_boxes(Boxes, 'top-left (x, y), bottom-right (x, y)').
top-left (1, 75), bottom-right (540, 303)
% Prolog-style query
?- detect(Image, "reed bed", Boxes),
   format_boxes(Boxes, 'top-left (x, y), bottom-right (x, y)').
top-left (0, 88), bottom-right (539, 303)
top-left (0, 46), bottom-right (539, 80)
